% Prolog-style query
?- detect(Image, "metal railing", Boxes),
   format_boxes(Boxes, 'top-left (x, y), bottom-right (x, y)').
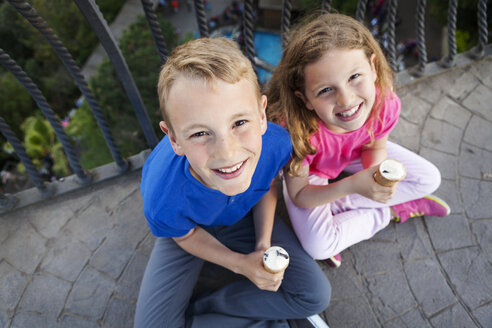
top-left (0, 0), bottom-right (490, 212)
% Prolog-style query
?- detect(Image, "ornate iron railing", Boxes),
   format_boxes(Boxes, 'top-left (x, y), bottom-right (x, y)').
top-left (0, 0), bottom-right (490, 212)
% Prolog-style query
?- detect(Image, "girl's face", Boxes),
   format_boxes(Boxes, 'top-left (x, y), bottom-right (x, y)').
top-left (297, 48), bottom-right (378, 134)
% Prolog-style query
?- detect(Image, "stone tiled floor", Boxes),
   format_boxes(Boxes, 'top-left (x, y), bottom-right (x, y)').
top-left (2, 0), bottom-right (492, 326)
top-left (2, 56), bottom-right (491, 328)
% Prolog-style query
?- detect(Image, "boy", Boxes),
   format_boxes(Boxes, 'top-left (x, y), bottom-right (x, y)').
top-left (135, 38), bottom-right (331, 327)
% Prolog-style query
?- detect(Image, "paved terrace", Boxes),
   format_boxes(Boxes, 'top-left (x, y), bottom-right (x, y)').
top-left (1, 1), bottom-right (492, 327)
top-left (1, 55), bottom-right (491, 328)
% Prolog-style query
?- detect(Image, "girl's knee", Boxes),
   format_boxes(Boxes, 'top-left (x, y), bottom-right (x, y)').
top-left (300, 239), bottom-right (332, 260)
top-left (299, 231), bottom-right (339, 260)
top-left (420, 161), bottom-right (442, 195)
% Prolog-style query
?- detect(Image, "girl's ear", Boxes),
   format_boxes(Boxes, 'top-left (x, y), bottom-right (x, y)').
top-left (294, 90), bottom-right (314, 110)
top-left (159, 121), bottom-right (184, 156)
top-left (369, 53), bottom-right (378, 82)
top-left (370, 54), bottom-right (377, 70)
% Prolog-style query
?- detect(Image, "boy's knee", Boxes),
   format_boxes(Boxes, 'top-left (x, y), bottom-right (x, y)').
top-left (300, 276), bottom-right (332, 315)
top-left (288, 270), bottom-right (331, 316)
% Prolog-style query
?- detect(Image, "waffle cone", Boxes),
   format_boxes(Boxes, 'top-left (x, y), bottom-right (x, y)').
top-left (373, 159), bottom-right (406, 187)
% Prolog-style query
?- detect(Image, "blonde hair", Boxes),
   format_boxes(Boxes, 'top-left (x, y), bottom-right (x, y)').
top-left (158, 37), bottom-right (260, 132)
top-left (267, 13), bottom-right (394, 176)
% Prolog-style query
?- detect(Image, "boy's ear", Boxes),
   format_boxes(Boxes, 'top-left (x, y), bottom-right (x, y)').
top-left (260, 95), bottom-right (268, 134)
top-left (159, 121), bottom-right (184, 156)
top-left (294, 90), bottom-right (314, 110)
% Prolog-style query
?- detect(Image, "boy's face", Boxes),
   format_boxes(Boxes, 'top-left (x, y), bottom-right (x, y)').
top-left (161, 77), bottom-right (267, 196)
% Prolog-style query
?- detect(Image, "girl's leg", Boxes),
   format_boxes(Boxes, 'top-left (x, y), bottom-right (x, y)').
top-left (190, 213), bottom-right (331, 324)
top-left (134, 237), bottom-right (204, 328)
top-left (283, 175), bottom-right (391, 260)
top-left (344, 141), bottom-right (442, 207)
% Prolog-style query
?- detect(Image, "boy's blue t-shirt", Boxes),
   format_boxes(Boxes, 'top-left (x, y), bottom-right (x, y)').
top-left (141, 122), bottom-right (292, 238)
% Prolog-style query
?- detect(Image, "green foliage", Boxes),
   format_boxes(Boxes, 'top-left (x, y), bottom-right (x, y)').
top-left (0, 0), bottom-right (126, 172)
top-left (96, 0), bottom-right (127, 23)
top-left (430, 0), bottom-right (491, 52)
top-left (0, 73), bottom-right (34, 137)
top-left (65, 103), bottom-right (112, 169)
top-left (456, 30), bottom-right (471, 53)
top-left (0, 2), bottom-right (35, 68)
top-left (0, 0), bottom-right (127, 121)
top-left (10, 114), bottom-right (70, 176)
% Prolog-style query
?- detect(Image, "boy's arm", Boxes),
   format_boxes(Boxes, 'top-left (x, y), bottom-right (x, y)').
top-left (173, 224), bottom-right (283, 291)
top-left (252, 178), bottom-right (277, 252)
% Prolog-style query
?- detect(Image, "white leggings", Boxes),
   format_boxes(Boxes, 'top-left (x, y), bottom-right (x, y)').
top-left (283, 141), bottom-right (441, 260)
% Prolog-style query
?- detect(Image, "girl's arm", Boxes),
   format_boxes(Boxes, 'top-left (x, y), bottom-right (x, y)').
top-left (360, 135), bottom-right (389, 169)
top-left (285, 164), bottom-right (354, 208)
top-left (252, 178), bottom-right (277, 252)
top-left (173, 224), bottom-right (283, 291)
top-left (286, 136), bottom-right (396, 208)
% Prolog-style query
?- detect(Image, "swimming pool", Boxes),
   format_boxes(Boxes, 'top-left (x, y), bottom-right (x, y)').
top-left (216, 28), bottom-right (282, 84)
top-left (253, 31), bottom-right (282, 84)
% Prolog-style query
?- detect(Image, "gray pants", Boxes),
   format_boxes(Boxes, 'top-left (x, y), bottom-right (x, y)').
top-left (133, 213), bottom-right (331, 328)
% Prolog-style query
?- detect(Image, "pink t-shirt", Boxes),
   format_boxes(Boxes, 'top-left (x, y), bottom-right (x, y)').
top-left (303, 92), bottom-right (401, 179)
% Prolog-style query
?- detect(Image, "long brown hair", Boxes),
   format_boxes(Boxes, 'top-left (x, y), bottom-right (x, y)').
top-left (266, 13), bottom-right (394, 176)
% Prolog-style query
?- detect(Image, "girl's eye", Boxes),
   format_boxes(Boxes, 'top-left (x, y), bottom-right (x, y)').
top-left (318, 87), bottom-right (332, 96)
top-left (349, 73), bottom-right (360, 81)
top-left (190, 131), bottom-right (207, 138)
top-left (233, 120), bottom-right (247, 128)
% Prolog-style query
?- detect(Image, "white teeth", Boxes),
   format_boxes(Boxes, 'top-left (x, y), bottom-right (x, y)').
top-left (218, 162), bottom-right (243, 173)
top-left (338, 105), bottom-right (359, 117)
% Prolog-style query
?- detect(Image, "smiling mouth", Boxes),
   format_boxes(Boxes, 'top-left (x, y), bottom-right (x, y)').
top-left (336, 103), bottom-right (362, 121)
top-left (213, 160), bottom-right (247, 179)
top-left (217, 161), bottom-right (244, 173)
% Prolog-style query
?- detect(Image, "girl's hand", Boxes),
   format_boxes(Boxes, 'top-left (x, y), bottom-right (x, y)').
top-left (237, 250), bottom-right (284, 292)
top-left (350, 166), bottom-right (397, 203)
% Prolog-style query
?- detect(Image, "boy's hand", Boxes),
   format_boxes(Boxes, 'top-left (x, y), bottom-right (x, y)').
top-left (238, 250), bottom-right (284, 292)
top-left (350, 166), bottom-right (397, 203)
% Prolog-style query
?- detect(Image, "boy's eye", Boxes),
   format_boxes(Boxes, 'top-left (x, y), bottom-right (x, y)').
top-left (233, 120), bottom-right (247, 128)
top-left (349, 73), bottom-right (360, 81)
top-left (318, 87), bottom-right (332, 96)
top-left (190, 131), bottom-right (207, 138)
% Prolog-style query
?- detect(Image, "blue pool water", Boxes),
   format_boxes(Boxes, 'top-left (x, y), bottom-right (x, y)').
top-left (253, 31), bottom-right (282, 84)
top-left (220, 29), bottom-right (282, 84)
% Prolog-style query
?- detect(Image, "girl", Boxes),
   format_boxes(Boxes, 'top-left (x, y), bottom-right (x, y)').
top-left (266, 13), bottom-right (450, 267)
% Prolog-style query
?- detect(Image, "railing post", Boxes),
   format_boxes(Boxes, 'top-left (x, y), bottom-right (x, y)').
top-left (0, 117), bottom-right (53, 197)
top-left (322, 0), bottom-right (333, 12)
top-left (0, 49), bottom-right (91, 185)
top-left (387, 0), bottom-right (398, 72)
top-left (140, 0), bottom-right (169, 64)
top-left (194, 0), bottom-right (209, 38)
top-left (441, 0), bottom-right (458, 68)
top-left (7, 0), bottom-right (129, 173)
top-left (73, 0), bottom-right (158, 149)
top-left (281, 0), bottom-right (292, 49)
top-left (413, 0), bottom-right (428, 77)
top-left (356, 0), bottom-right (368, 22)
top-left (243, 0), bottom-right (257, 72)
top-left (0, 192), bottom-right (17, 211)
top-left (471, 0), bottom-right (488, 58)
